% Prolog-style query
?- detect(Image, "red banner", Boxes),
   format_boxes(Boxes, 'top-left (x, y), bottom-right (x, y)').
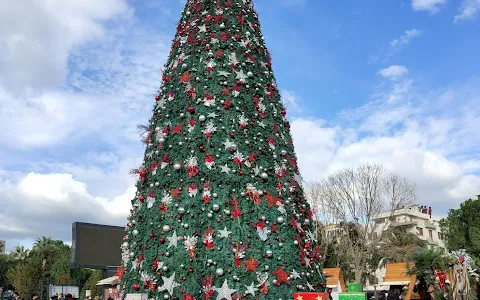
top-left (294, 292), bottom-right (329, 300)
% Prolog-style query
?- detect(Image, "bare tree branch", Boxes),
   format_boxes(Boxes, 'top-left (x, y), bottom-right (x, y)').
top-left (305, 163), bottom-right (416, 283)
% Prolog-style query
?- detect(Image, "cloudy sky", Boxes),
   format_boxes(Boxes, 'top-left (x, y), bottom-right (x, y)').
top-left (1, 0), bottom-right (479, 252)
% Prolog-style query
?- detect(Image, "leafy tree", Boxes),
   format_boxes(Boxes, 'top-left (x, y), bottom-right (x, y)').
top-left (32, 237), bottom-right (56, 273)
top-left (440, 197), bottom-right (480, 266)
top-left (0, 254), bottom-right (16, 291)
top-left (372, 227), bottom-right (427, 267)
top-left (84, 270), bottom-right (103, 297)
top-left (10, 246), bottom-right (30, 261)
top-left (50, 244), bottom-right (73, 285)
top-left (6, 258), bottom-right (43, 298)
top-left (407, 247), bottom-right (453, 300)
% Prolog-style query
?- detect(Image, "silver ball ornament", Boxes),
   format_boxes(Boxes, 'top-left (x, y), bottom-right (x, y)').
top-left (173, 163), bottom-right (181, 170)
top-left (132, 229), bottom-right (139, 236)
top-left (265, 250), bottom-right (273, 257)
top-left (162, 225), bottom-right (170, 232)
top-left (277, 216), bottom-right (285, 224)
top-left (261, 172), bottom-right (268, 179)
top-left (212, 204), bottom-right (220, 212)
top-left (199, 115), bottom-right (206, 122)
top-left (216, 268), bottom-right (224, 276)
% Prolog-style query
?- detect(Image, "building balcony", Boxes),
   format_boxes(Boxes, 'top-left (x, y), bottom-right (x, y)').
top-left (390, 220), bottom-right (418, 227)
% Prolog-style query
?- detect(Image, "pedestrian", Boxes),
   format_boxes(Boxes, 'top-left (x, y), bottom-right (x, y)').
top-left (31, 294), bottom-right (39, 300)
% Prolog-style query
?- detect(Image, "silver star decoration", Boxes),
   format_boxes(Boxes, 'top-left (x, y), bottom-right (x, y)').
top-left (207, 112), bottom-right (219, 118)
top-left (198, 24), bottom-right (207, 33)
top-left (244, 282), bottom-right (258, 296)
top-left (240, 38), bottom-right (251, 47)
top-left (223, 139), bottom-right (236, 150)
top-left (155, 97), bottom-right (166, 110)
top-left (257, 121), bottom-right (266, 128)
top-left (305, 257), bottom-right (312, 268)
top-left (307, 230), bottom-right (317, 242)
top-left (167, 231), bottom-right (178, 248)
top-left (211, 37), bottom-right (219, 44)
top-left (146, 151), bottom-right (154, 159)
top-left (307, 281), bottom-right (314, 291)
top-left (202, 10), bottom-right (208, 15)
top-left (214, 280), bottom-right (237, 300)
top-left (261, 61), bottom-right (268, 69)
top-left (157, 273), bottom-right (179, 296)
top-left (291, 269), bottom-right (301, 279)
top-left (253, 165), bottom-right (260, 176)
top-left (220, 164), bottom-right (231, 174)
top-left (235, 69), bottom-right (247, 81)
top-left (218, 70), bottom-right (231, 77)
top-left (177, 53), bottom-right (190, 62)
top-left (218, 227), bottom-right (232, 238)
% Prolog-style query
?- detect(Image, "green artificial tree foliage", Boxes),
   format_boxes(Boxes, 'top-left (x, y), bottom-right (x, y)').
top-left (118, 0), bottom-right (326, 298)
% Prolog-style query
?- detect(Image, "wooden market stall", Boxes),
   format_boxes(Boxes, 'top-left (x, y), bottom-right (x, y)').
top-left (383, 262), bottom-right (417, 300)
top-left (323, 268), bottom-right (347, 300)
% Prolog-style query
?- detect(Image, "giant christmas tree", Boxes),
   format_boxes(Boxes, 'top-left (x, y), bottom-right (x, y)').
top-left (118, 0), bottom-right (326, 299)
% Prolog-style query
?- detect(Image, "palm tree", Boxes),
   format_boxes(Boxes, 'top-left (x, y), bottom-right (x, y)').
top-left (33, 236), bottom-right (55, 273)
top-left (9, 246), bottom-right (30, 261)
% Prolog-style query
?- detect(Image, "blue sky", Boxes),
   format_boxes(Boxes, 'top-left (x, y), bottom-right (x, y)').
top-left (0, 0), bottom-right (479, 251)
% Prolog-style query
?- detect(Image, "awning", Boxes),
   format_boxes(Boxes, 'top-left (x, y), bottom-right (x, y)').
top-left (382, 281), bottom-right (411, 286)
top-left (97, 276), bottom-right (119, 286)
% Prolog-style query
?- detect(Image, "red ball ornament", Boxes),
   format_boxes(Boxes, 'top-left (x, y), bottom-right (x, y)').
top-left (149, 233), bottom-right (155, 238)
top-left (188, 106), bottom-right (195, 113)
top-left (230, 132), bottom-right (235, 138)
top-left (199, 145), bottom-right (205, 152)
top-left (189, 268), bottom-right (193, 273)
top-left (155, 96), bottom-right (160, 101)
top-left (139, 170), bottom-right (146, 178)
top-left (132, 283), bottom-right (139, 291)
top-left (159, 238), bottom-right (165, 244)
top-left (139, 195), bottom-right (145, 202)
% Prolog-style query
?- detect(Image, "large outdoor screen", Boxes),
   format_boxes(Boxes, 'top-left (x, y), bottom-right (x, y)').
top-left (71, 222), bottom-right (126, 269)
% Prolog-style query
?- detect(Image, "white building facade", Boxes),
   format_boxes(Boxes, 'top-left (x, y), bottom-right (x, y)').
top-left (372, 204), bottom-right (445, 248)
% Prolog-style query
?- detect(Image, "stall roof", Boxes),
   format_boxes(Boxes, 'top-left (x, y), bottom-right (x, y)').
top-left (323, 268), bottom-right (347, 292)
top-left (97, 276), bottom-right (119, 286)
top-left (383, 262), bottom-right (413, 285)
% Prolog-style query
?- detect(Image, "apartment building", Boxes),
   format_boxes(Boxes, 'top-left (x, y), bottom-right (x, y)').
top-left (372, 204), bottom-right (445, 248)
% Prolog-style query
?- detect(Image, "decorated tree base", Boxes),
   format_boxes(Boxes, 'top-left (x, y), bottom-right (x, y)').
top-left (294, 292), bottom-right (330, 300)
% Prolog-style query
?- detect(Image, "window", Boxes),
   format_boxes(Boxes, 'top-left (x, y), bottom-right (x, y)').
top-left (417, 227), bottom-right (424, 236)
top-left (429, 230), bottom-right (433, 239)
top-left (438, 232), bottom-right (443, 240)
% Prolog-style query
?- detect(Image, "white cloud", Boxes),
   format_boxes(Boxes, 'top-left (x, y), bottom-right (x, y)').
top-left (0, 0), bottom-right (131, 93)
top-left (378, 65), bottom-right (409, 79)
top-left (281, 89), bottom-right (302, 112)
top-left (454, 0), bottom-right (480, 22)
top-left (0, 171), bottom-right (132, 247)
top-left (292, 78), bottom-right (480, 215)
top-left (412, 0), bottom-right (446, 13)
top-left (390, 29), bottom-right (423, 47)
